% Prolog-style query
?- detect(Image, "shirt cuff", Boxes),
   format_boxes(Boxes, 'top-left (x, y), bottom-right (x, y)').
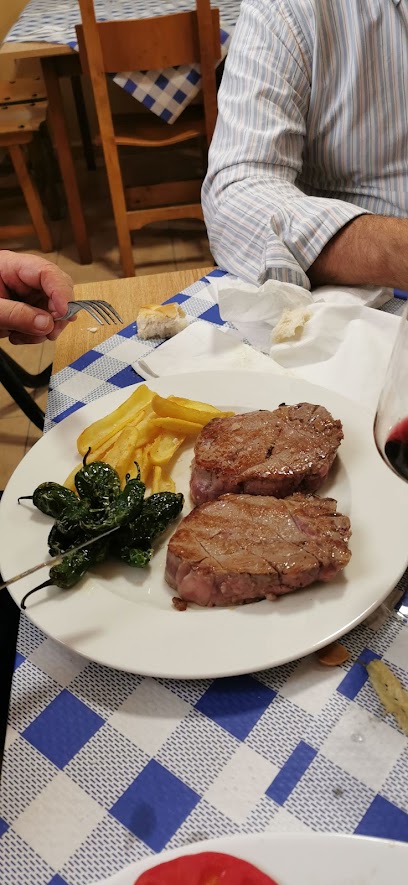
top-left (267, 197), bottom-right (371, 289)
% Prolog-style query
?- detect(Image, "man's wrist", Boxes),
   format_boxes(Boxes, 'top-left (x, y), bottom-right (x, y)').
top-left (308, 215), bottom-right (408, 290)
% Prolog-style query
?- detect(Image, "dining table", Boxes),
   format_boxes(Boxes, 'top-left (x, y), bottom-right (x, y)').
top-left (1, 0), bottom-right (238, 266)
top-left (1, 265), bottom-right (408, 885)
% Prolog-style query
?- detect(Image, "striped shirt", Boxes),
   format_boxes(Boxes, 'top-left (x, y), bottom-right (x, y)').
top-left (202, 0), bottom-right (408, 288)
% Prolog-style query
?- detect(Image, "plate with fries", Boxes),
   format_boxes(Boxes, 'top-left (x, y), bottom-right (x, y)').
top-left (1, 370), bottom-right (407, 678)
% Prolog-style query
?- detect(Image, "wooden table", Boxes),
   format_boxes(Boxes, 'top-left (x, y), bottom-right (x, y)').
top-left (0, 40), bottom-right (92, 265)
top-left (52, 266), bottom-right (214, 372)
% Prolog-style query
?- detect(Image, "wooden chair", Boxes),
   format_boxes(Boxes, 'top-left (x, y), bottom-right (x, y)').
top-left (76, 0), bottom-right (221, 277)
top-left (0, 78), bottom-right (53, 252)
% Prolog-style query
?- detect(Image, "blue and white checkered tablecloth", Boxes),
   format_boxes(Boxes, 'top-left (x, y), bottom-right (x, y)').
top-left (5, 0), bottom-right (238, 123)
top-left (1, 270), bottom-right (408, 885)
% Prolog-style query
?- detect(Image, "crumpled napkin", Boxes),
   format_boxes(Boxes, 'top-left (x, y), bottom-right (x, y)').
top-left (217, 279), bottom-right (390, 353)
top-left (135, 320), bottom-right (286, 379)
top-left (271, 302), bottom-right (399, 412)
top-left (133, 277), bottom-right (401, 415)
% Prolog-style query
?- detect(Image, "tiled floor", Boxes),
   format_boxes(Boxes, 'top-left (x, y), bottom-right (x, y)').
top-left (0, 145), bottom-right (213, 490)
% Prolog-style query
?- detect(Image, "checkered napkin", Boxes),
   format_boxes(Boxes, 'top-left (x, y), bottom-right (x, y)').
top-left (5, 0), bottom-right (235, 124)
top-left (1, 271), bottom-right (408, 885)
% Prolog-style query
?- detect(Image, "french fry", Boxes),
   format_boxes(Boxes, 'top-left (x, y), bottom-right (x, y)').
top-left (130, 410), bottom-right (158, 449)
top-left (64, 463), bottom-right (81, 493)
top-left (151, 393), bottom-right (233, 426)
top-left (149, 431), bottom-right (185, 466)
top-left (150, 416), bottom-right (203, 436)
top-left (151, 465), bottom-right (162, 494)
top-left (151, 465), bottom-right (175, 493)
top-left (68, 386), bottom-right (236, 496)
top-left (77, 384), bottom-right (153, 456)
top-left (168, 395), bottom-right (232, 417)
top-left (103, 422), bottom-right (149, 484)
top-left (124, 446), bottom-right (150, 486)
top-left (158, 474), bottom-right (176, 493)
top-left (367, 659), bottom-right (408, 735)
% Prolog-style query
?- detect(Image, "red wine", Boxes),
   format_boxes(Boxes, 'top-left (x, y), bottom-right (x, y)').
top-left (385, 417), bottom-right (408, 480)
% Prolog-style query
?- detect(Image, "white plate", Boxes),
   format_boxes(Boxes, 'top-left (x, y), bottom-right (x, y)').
top-left (1, 371), bottom-right (407, 678)
top-left (90, 832), bottom-right (408, 884)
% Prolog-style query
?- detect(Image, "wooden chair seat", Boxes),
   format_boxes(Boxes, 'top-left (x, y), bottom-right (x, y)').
top-left (77, 0), bottom-right (220, 277)
top-left (0, 83), bottom-right (52, 252)
top-left (104, 106), bottom-right (206, 148)
top-left (0, 101), bottom-right (48, 143)
top-left (0, 77), bottom-right (47, 106)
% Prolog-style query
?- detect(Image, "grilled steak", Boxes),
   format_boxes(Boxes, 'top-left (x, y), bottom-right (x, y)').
top-left (166, 492), bottom-right (351, 607)
top-left (190, 404), bottom-right (343, 505)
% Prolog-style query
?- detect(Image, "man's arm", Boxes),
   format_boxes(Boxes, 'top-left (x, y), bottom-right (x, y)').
top-left (309, 215), bottom-right (408, 289)
top-left (202, 0), bottom-right (369, 289)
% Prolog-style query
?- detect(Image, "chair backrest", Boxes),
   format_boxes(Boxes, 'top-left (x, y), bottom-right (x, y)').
top-left (76, 0), bottom-right (221, 145)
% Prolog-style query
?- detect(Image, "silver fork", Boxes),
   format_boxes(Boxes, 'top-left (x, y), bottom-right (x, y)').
top-left (55, 300), bottom-right (124, 326)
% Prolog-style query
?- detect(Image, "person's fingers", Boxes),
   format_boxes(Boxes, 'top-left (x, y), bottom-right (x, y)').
top-left (0, 299), bottom-right (54, 337)
top-left (8, 331), bottom-right (48, 346)
top-left (0, 251), bottom-right (74, 316)
top-left (46, 318), bottom-right (71, 341)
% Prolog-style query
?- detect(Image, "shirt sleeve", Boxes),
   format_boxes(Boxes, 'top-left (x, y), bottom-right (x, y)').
top-left (201, 0), bottom-right (368, 289)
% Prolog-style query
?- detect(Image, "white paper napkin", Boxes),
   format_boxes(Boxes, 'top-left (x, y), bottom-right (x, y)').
top-left (217, 279), bottom-right (390, 353)
top-left (270, 303), bottom-right (400, 413)
top-left (135, 320), bottom-right (286, 379)
top-left (133, 277), bottom-right (402, 416)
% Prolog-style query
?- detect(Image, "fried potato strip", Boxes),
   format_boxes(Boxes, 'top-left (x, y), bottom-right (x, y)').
top-left (71, 385), bottom-right (235, 494)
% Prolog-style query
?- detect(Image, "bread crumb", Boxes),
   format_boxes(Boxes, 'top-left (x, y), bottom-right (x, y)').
top-left (272, 307), bottom-right (311, 343)
top-left (318, 641), bottom-right (350, 667)
top-left (87, 326), bottom-right (99, 333)
top-left (367, 659), bottom-right (408, 734)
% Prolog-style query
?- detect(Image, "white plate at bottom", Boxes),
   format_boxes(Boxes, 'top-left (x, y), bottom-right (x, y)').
top-left (90, 832), bottom-right (408, 884)
top-left (1, 371), bottom-right (408, 678)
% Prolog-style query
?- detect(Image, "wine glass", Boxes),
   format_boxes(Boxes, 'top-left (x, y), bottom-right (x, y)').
top-left (374, 299), bottom-right (408, 482)
top-left (374, 298), bottom-right (408, 625)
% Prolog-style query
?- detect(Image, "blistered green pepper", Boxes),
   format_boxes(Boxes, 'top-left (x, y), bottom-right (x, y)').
top-left (115, 545), bottom-right (153, 568)
top-left (18, 481), bottom-right (78, 519)
top-left (80, 475), bottom-right (145, 534)
top-left (74, 448), bottom-right (121, 506)
top-left (111, 491), bottom-right (184, 564)
top-left (49, 540), bottom-right (109, 588)
top-left (20, 539), bottom-right (110, 609)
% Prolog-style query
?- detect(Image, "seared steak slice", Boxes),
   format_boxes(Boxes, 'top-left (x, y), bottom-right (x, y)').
top-left (190, 404), bottom-right (343, 505)
top-left (166, 492), bottom-right (351, 607)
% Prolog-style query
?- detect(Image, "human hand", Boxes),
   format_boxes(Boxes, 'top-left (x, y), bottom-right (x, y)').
top-left (0, 250), bottom-right (75, 345)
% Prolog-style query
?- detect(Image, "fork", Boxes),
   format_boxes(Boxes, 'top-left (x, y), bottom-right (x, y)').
top-left (55, 300), bottom-right (124, 326)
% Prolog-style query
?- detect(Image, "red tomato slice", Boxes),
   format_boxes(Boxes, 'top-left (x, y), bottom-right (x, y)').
top-left (134, 851), bottom-right (279, 884)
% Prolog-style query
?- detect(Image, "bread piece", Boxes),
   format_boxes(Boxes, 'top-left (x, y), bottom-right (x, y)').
top-left (272, 306), bottom-right (311, 343)
top-left (136, 303), bottom-right (188, 340)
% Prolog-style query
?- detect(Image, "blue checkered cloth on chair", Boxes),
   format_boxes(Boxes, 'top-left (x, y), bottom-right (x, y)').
top-left (5, 0), bottom-right (237, 123)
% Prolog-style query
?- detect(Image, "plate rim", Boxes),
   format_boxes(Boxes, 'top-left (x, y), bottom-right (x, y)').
top-left (88, 830), bottom-right (408, 885)
top-left (1, 370), bottom-right (407, 678)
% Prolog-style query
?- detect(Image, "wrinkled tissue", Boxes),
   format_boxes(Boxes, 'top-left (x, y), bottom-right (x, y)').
top-left (134, 277), bottom-right (403, 413)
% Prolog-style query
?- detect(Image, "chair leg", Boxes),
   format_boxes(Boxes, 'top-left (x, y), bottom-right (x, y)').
top-left (99, 143), bottom-right (135, 277)
top-left (71, 75), bottom-right (96, 171)
top-left (0, 354), bottom-right (45, 430)
top-left (29, 124), bottom-right (66, 223)
top-left (109, 174), bottom-right (135, 278)
top-left (8, 143), bottom-right (53, 253)
top-left (0, 347), bottom-right (52, 388)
